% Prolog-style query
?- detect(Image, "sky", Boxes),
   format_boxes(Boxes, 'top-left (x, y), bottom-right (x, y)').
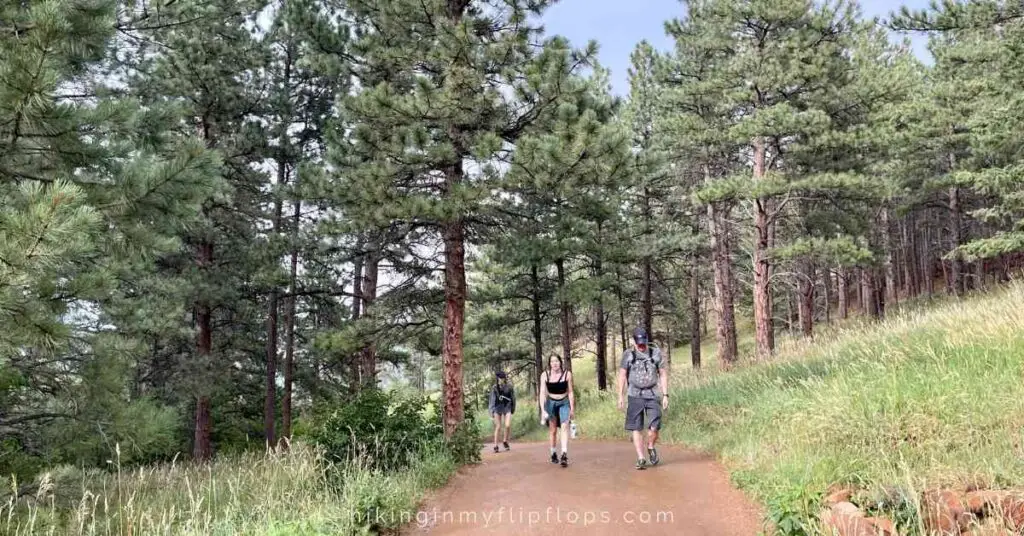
top-left (540, 0), bottom-right (936, 97)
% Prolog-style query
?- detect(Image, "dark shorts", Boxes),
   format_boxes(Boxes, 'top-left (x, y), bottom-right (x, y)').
top-left (492, 403), bottom-right (512, 416)
top-left (625, 396), bottom-right (661, 432)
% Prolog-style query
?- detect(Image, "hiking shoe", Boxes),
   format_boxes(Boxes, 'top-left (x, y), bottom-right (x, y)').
top-left (503, 441), bottom-right (510, 451)
top-left (560, 453), bottom-right (568, 468)
top-left (550, 452), bottom-right (558, 464)
top-left (636, 458), bottom-right (648, 470)
top-left (493, 445), bottom-right (499, 453)
top-left (648, 448), bottom-right (659, 466)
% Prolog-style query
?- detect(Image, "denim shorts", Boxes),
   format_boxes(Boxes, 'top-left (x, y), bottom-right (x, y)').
top-left (544, 397), bottom-right (570, 427)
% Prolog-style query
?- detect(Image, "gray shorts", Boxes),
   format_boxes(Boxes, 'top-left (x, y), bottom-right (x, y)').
top-left (625, 396), bottom-right (661, 431)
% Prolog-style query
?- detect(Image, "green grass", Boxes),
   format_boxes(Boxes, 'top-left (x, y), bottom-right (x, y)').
top-left (545, 284), bottom-right (1024, 534)
top-left (1, 441), bottom-right (458, 536)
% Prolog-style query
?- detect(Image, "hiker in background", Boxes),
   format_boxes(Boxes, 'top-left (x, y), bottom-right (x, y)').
top-left (538, 354), bottom-right (575, 467)
top-left (617, 327), bottom-right (668, 470)
top-left (488, 370), bottom-right (516, 453)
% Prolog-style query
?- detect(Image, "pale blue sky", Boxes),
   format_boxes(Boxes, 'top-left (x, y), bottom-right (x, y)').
top-left (541, 0), bottom-right (935, 96)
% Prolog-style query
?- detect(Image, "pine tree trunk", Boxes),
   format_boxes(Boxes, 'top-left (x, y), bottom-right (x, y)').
top-left (707, 200), bottom-right (738, 365)
top-left (838, 269), bottom-right (848, 320)
top-left (530, 265), bottom-right (543, 407)
top-left (594, 246), bottom-right (607, 390)
top-left (642, 188), bottom-right (654, 338)
top-left (902, 214), bottom-right (919, 297)
top-left (349, 238), bottom-right (364, 391)
top-left (616, 268), bottom-right (627, 351)
top-left (798, 262), bottom-right (815, 337)
top-left (281, 199), bottom-right (300, 443)
top-left (194, 241), bottom-right (213, 461)
top-left (556, 258), bottom-right (572, 371)
top-left (441, 156), bottom-right (467, 437)
top-left (862, 269), bottom-right (880, 318)
top-left (360, 244), bottom-right (380, 389)
top-left (823, 267), bottom-right (831, 324)
top-left (882, 207), bottom-right (898, 308)
top-left (690, 262), bottom-right (701, 369)
top-left (264, 292), bottom-right (278, 448)
top-left (949, 185), bottom-right (964, 297)
top-left (752, 138), bottom-right (773, 357)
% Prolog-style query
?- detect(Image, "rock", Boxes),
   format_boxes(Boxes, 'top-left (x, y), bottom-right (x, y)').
top-left (826, 488), bottom-right (855, 506)
top-left (821, 502), bottom-right (898, 536)
top-left (922, 490), bottom-right (968, 535)
top-left (997, 494), bottom-right (1024, 531)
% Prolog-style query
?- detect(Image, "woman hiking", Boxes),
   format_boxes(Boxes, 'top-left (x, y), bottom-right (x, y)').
top-left (538, 354), bottom-right (575, 467)
top-left (488, 370), bottom-right (516, 453)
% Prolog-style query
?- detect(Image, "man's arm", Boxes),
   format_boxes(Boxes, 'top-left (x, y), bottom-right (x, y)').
top-left (616, 351), bottom-right (628, 409)
top-left (659, 351), bottom-right (669, 408)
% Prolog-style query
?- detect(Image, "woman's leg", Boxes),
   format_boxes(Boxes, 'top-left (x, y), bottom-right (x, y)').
top-left (502, 413), bottom-right (512, 443)
top-left (492, 415), bottom-right (500, 447)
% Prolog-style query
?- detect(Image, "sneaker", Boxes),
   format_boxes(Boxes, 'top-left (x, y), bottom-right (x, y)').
top-left (560, 453), bottom-right (568, 468)
top-left (550, 452), bottom-right (558, 464)
top-left (636, 458), bottom-right (648, 470)
top-left (503, 441), bottom-right (510, 451)
top-left (493, 445), bottom-right (499, 453)
top-left (648, 448), bottom-right (659, 466)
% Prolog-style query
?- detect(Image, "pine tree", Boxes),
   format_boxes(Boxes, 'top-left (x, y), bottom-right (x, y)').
top-left (327, 0), bottom-right (597, 436)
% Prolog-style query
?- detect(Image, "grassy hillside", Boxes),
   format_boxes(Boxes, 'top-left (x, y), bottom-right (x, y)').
top-left (1, 443), bottom-right (458, 536)
top-left (530, 284), bottom-right (1024, 534)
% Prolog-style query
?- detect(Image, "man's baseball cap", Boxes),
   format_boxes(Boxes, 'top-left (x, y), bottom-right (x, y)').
top-left (633, 327), bottom-right (648, 345)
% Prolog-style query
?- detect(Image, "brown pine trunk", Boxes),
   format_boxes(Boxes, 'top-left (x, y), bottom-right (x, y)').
top-left (823, 267), bottom-right (832, 324)
top-left (360, 244), bottom-right (380, 388)
top-left (949, 185), bottom-right (964, 297)
top-left (708, 200), bottom-right (738, 365)
top-left (862, 268), bottom-right (880, 318)
top-left (752, 138), bottom-right (773, 357)
top-left (838, 269), bottom-right (848, 320)
top-left (264, 292), bottom-right (278, 448)
top-left (556, 258), bottom-right (572, 371)
top-left (902, 214), bottom-right (919, 298)
top-left (281, 199), bottom-right (300, 443)
top-left (594, 250), bottom-right (607, 390)
top-left (441, 158), bottom-right (467, 437)
top-left (798, 262), bottom-right (815, 337)
top-left (642, 188), bottom-right (654, 338)
top-left (882, 208), bottom-right (898, 308)
top-left (690, 262), bottom-right (701, 369)
top-left (616, 268), bottom-right (628, 352)
top-left (194, 241), bottom-right (214, 461)
top-left (530, 265), bottom-right (544, 399)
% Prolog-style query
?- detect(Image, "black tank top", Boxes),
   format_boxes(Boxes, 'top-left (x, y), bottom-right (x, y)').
top-left (546, 371), bottom-right (568, 395)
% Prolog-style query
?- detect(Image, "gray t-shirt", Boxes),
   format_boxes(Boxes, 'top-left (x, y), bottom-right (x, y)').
top-left (620, 347), bottom-right (663, 399)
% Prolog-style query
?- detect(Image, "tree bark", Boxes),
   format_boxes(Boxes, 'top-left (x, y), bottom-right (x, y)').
top-left (616, 268), bottom-right (627, 352)
top-left (359, 243), bottom-right (380, 389)
top-left (949, 185), bottom-right (964, 297)
top-left (862, 268), bottom-right (880, 319)
top-left (708, 200), bottom-right (738, 365)
top-left (902, 214), bottom-right (919, 298)
top-left (882, 207), bottom-right (898, 308)
top-left (798, 261), bottom-right (815, 337)
top-left (642, 188), bottom-right (654, 338)
top-left (194, 241), bottom-right (213, 461)
top-left (823, 267), bottom-right (832, 324)
top-left (441, 159), bottom-right (467, 438)
top-left (690, 262), bottom-right (701, 369)
top-left (752, 138), bottom-right (773, 357)
top-left (264, 193), bottom-right (282, 448)
top-left (281, 199), bottom-right (300, 443)
top-left (594, 247), bottom-right (607, 390)
top-left (556, 258), bottom-right (572, 371)
top-left (530, 265), bottom-right (543, 402)
top-left (838, 269), bottom-right (848, 320)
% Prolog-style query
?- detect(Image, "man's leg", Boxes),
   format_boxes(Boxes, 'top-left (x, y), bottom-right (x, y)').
top-left (625, 397), bottom-right (646, 460)
top-left (646, 398), bottom-right (662, 465)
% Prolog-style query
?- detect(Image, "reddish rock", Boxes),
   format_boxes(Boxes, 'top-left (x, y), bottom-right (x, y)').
top-left (821, 502), bottom-right (898, 536)
top-left (922, 490), bottom-right (968, 535)
top-left (997, 494), bottom-right (1024, 531)
top-left (826, 488), bottom-right (855, 506)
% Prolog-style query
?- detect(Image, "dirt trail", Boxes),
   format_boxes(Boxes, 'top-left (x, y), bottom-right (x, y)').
top-left (402, 440), bottom-right (765, 535)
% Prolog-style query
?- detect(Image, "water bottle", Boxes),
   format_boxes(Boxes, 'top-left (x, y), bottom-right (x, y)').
top-left (570, 420), bottom-right (578, 439)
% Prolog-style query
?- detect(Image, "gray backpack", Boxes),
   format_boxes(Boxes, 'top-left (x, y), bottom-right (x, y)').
top-left (627, 349), bottom-right (659, 393)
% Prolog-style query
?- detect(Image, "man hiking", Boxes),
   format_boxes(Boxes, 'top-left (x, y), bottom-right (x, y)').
top-left (617, 327), bottom-right (668, 470)
top-left (488, 370), bottom-right (516, 453)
